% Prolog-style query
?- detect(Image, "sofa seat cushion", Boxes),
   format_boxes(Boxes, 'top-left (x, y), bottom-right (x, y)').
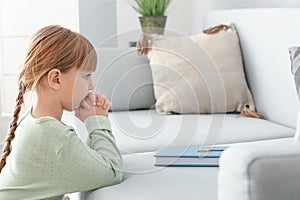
top-left (84, 151), bottom-right (218, 200)
top-left (108, 110), bottom-right (295, 154)
top-left (85, 137), bottom-right (294, 200)
top-left (62, 110), bottom-right (295, 155)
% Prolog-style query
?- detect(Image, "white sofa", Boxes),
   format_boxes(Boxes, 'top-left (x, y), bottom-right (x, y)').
top-left (63, 8), bottom-right (300, 200)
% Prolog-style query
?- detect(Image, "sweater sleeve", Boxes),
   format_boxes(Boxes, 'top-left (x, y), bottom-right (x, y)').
top-left (57, 115), bottom-right (123, 192)
top-left (84, 115), bottom-right (123, 175)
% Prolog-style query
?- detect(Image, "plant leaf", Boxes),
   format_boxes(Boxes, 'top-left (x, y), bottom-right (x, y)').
top-left (130, 0), bottom-right (170, 16)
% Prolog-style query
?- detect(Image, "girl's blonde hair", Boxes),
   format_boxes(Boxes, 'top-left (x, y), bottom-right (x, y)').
top-left (0, 25), bottom-right (97, 172)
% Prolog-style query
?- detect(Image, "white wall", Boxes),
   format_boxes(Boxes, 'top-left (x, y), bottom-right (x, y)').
top-left (0, 0), bottom-right (79, 147)
top-left (0, 0), bottom-right (79, 115)
top-left (115, 0), bottom-right (300, 46)
top-left (0, 0), bottom-right (2, 115)
top-left (79, 0), bottom-right (117, 47)
top-left (189, 0), bottom-right (300, 34)
top-left (116, 0), bottom-right (190, 47)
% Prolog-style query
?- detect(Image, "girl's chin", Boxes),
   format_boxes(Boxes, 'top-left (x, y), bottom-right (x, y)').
top-left (70, 96), bottom-right (89, 110)
top-left (65, 107), bottom-right (77, 112)
top-left (73, 104), bottom-right (81, 110)
top-left (67, 103), bottom-right (81, 111)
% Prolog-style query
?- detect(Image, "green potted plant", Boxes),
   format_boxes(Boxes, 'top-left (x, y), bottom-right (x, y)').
top-left (131, 0), bottom-right (170, 35)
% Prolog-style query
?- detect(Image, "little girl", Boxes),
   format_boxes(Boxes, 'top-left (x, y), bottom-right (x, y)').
top-left (0, 25), bottom-right (122, 199)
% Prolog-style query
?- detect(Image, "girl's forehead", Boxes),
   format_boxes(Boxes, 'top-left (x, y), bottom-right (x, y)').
top-left (78, 63), bottom-right (96, 72)
top-left (78, 69), bottom-right (94, 74)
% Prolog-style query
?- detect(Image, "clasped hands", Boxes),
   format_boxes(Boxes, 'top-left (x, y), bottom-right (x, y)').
top-left (75, 92), bottom-right (111, 121)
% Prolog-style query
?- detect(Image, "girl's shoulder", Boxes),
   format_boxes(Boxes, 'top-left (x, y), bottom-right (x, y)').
top-left (19, 111), bottom-right (77, 138)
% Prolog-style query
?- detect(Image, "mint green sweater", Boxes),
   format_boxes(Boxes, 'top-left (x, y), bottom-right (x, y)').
top-left (0, 112), bottom-right (123, 200)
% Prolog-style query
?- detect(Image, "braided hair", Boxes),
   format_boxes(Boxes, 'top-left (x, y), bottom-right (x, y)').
top-left (0, 25), bottom-right (97, 173)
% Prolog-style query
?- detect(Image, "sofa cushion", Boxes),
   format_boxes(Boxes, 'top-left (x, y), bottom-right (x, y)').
top-left (147, 24), bottom-right (254, 114)
top-left (109, 110), bottom-right (295, 154)
top-left (289, 46), bottom-right (300, 142)
top-left (62, 110), bottom-right (295, 154)
top-left (93, 48), bottom-right (156, 111)
top-left (84, 151), bottom-right (218, 200)
top-left (289, 46), bottom-right (300, 97)
top-left (84, 138), bottom-right (294, 200)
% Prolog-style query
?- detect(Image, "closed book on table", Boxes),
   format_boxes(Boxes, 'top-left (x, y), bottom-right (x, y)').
top-left (154, 146), bottom-right (228, 167)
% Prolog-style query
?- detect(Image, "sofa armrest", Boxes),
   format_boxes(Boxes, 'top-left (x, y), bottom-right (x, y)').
top-left (218, 142), bottom-right (300, 200)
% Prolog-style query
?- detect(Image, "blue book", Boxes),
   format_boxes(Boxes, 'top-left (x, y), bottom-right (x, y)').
top-left (154, 146), bottom-right (228, 167)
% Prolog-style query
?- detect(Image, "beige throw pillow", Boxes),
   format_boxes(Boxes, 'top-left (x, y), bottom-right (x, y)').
top-left (147, 24), bottom-right (255, 114)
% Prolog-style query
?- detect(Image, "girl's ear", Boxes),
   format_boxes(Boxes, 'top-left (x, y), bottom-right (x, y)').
top-left (47, 69), bottom-right (61, 90)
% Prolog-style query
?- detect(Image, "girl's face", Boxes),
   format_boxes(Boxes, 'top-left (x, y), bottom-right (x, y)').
top-left (61, 67), bottom-right (94, 111)
top-left (73, 69), bottom-right (94, 109)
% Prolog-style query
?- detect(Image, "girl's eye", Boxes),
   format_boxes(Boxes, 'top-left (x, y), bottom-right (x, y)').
top-left (84, 74), bottom-right (91, 79)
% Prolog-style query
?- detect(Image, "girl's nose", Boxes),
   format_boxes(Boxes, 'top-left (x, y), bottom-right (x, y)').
top-left (89, 77), bottom-right (94, 90)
